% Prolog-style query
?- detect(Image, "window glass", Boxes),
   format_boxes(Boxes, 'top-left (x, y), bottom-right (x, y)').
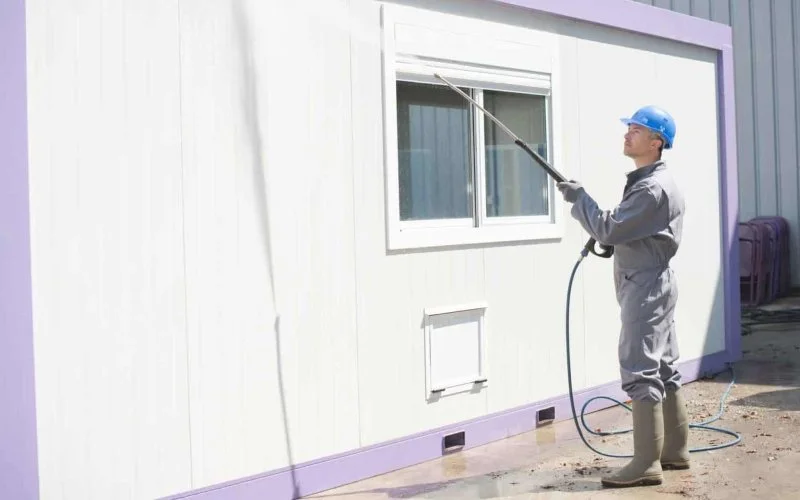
top-left (396, 81), bottom-right (474, 221)
top-left (483, 90), bottom-right (549, 217)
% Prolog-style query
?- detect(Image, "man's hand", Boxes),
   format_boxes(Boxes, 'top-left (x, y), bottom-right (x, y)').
top-left (556, 180), bottom-right (584, 203)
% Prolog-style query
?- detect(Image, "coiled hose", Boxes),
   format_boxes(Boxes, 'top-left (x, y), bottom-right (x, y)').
top-left (564, 251), bottom-right (742, 458)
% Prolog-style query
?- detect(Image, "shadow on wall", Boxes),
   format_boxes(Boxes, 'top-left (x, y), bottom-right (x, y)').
top-left (697, 270), bottom-right (726, 371)
top-left (232, 0), bottom-right (298, 497)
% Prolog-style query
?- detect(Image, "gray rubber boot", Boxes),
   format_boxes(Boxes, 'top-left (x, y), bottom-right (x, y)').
top-left (601, 400), bottom-right (664, 488)
top-left (661, 387), bottom-right (690, 469)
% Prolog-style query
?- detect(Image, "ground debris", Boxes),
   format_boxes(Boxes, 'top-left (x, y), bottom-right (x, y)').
top-left (574, 466), bottom-right (592, 476)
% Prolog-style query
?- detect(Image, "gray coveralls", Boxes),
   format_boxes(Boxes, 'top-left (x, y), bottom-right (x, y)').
top-left (570, 161), bottom-right (685, 402)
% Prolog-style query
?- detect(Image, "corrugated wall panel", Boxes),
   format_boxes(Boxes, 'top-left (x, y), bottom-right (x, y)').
top-left (635, 0), bottom-right (800, 285)
top-left (693, 0), bottom-right (712, 19)
top-left (774, 0), bottom-right (800, 265)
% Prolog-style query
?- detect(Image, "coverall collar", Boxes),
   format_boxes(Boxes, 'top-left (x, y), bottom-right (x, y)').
top-left (624, 160), bottom-right (665, 192)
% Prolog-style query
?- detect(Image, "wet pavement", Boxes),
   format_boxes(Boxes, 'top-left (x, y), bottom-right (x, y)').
top-left (306, 295), bottom-right (800, 499)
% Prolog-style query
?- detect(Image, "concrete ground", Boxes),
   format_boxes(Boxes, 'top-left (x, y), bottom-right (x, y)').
top-left (306, 296), bottom-right (800, 499)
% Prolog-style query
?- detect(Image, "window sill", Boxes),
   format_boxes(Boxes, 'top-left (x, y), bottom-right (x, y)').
top-left (386, 221), bottom-right (564, 251)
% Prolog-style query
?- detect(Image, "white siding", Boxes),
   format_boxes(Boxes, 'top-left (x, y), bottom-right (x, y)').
top-left (25, 1), bottom-right (191, 498)
top-left (634, 0), bottom-right (800, 285)
top-left (177, 0), bottom-right (360, 487)
top-left (25, 0), bottom-right (730, 498)
top-left (26, 0), bottom-right (361, 496)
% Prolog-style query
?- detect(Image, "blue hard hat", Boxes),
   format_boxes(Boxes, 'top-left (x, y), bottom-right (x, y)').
top-left (620, 105), bottom-right (676, 149)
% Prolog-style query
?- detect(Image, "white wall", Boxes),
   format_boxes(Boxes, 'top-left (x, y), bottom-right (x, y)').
top-left (177, 0), bottom-right (361, 487)
top-left (26, 0), bottom-right (361, 497)
top-left (24, 0), bottom-right (727, 498)
top-left (26, 1), bottom-right (192, 498)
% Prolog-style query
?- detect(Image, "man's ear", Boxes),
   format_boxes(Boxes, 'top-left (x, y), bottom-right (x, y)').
top-left (651, 136), bottom-right (664, 151)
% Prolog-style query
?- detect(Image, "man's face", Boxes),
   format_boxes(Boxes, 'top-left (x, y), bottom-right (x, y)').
top-left (623, 124), bottom-right (662, 158)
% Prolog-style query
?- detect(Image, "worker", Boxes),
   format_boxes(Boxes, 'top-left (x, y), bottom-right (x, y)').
top-left (556, 105), bottom-right (689, 488)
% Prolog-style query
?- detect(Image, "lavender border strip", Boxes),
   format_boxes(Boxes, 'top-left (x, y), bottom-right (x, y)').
top-left (0, 0), bottom-right (40, 498)
top-left (717, 44), bottom-right (742, 360)
top-left (1, 1), bottom-right (739, 499)
top-left (162, 1), bottom-right (740, 499)
top-left (163, 351), bottom-right (731, 500)
top-left (489, 0), bottom-right (730, 48)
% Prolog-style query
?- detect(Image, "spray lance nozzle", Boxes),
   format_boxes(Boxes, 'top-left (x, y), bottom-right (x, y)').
top-left (433, 73), bottom-right (613, 259)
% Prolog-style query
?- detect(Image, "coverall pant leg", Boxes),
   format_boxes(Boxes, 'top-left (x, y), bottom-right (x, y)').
top-left (616, 266), bottom-right (681, 402)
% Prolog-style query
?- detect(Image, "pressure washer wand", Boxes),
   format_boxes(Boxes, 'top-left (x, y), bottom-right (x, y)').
top-left (433, 73), bottom-right (613, 259)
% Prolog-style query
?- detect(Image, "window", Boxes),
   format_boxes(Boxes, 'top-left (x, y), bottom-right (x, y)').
top-left (381, 5), bottom-right (565, 249)
top-left (396, 81), bottom-right (551, 224)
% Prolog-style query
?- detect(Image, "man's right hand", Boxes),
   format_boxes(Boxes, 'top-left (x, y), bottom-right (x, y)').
top-left (556, 180), bottom-right (584, 203)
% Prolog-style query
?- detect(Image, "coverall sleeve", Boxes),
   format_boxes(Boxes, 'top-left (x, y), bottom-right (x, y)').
top-left (570, 184), bottom-right (662, 246)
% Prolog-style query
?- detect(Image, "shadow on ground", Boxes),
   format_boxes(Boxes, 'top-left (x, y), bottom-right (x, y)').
top-left (729, 388), bottom-right (800, 412)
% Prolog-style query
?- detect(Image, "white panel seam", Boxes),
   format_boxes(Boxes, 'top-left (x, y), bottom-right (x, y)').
top-left (176, 0), bottom-right (195, 486)
top-left (347, 0), bottom-right (363, 449)
top-left (575, 39), bottom-right (588, 390)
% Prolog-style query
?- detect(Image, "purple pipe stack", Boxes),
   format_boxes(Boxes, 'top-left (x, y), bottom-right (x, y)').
top-left (739, 216), bottom-right (792, 307)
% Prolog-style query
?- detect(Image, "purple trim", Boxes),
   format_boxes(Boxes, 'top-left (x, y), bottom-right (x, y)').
top-left (162, 1), bottom-right (741, 499)
top-left (0, 0), bottom-right (737, 499)
top-left (489, 0), bottom-right (730, 49)
top-left (162, 352), bottom-right (730, 500)
top-left (718, 45), bottom-right (742, 361)
top-left (0, 0), bottom-right (40, 498)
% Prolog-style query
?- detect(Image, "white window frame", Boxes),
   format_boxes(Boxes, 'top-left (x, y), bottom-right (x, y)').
top-left (381, 4), bottom-right (567, 250)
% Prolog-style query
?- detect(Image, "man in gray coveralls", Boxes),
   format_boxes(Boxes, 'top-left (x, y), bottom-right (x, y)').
top-left (556, 105), bottom-right (689, 488)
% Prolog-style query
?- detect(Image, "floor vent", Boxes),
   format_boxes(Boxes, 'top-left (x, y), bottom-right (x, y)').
top-left (537, 406), bottom-right (555, 426)
top-left (442, 431), bottom-right (465, 454)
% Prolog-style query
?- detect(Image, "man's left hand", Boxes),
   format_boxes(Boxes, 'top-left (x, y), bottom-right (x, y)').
top-left (556, 180), bottom-right (584, 203)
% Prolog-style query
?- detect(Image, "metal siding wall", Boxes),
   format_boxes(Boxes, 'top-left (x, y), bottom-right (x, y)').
top-left (633, 0), bottom-right (800, 284)
top-left (25, 1), bottom-right (193, 498)
top-left (26, 0), bottom-right (362, 496)
top-left (177, 0), bottom-right (361, 488)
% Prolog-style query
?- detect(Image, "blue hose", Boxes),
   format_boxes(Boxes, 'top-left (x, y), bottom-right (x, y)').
top-left (565, 252), bottom-right (742, 459)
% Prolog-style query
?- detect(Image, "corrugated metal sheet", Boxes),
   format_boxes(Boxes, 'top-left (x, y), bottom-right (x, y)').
top-left (635, 0), bottom-right (800, 285)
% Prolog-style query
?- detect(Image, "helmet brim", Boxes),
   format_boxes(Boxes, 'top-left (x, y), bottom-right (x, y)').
top-left (620, 117), bottom-right (672, 149)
